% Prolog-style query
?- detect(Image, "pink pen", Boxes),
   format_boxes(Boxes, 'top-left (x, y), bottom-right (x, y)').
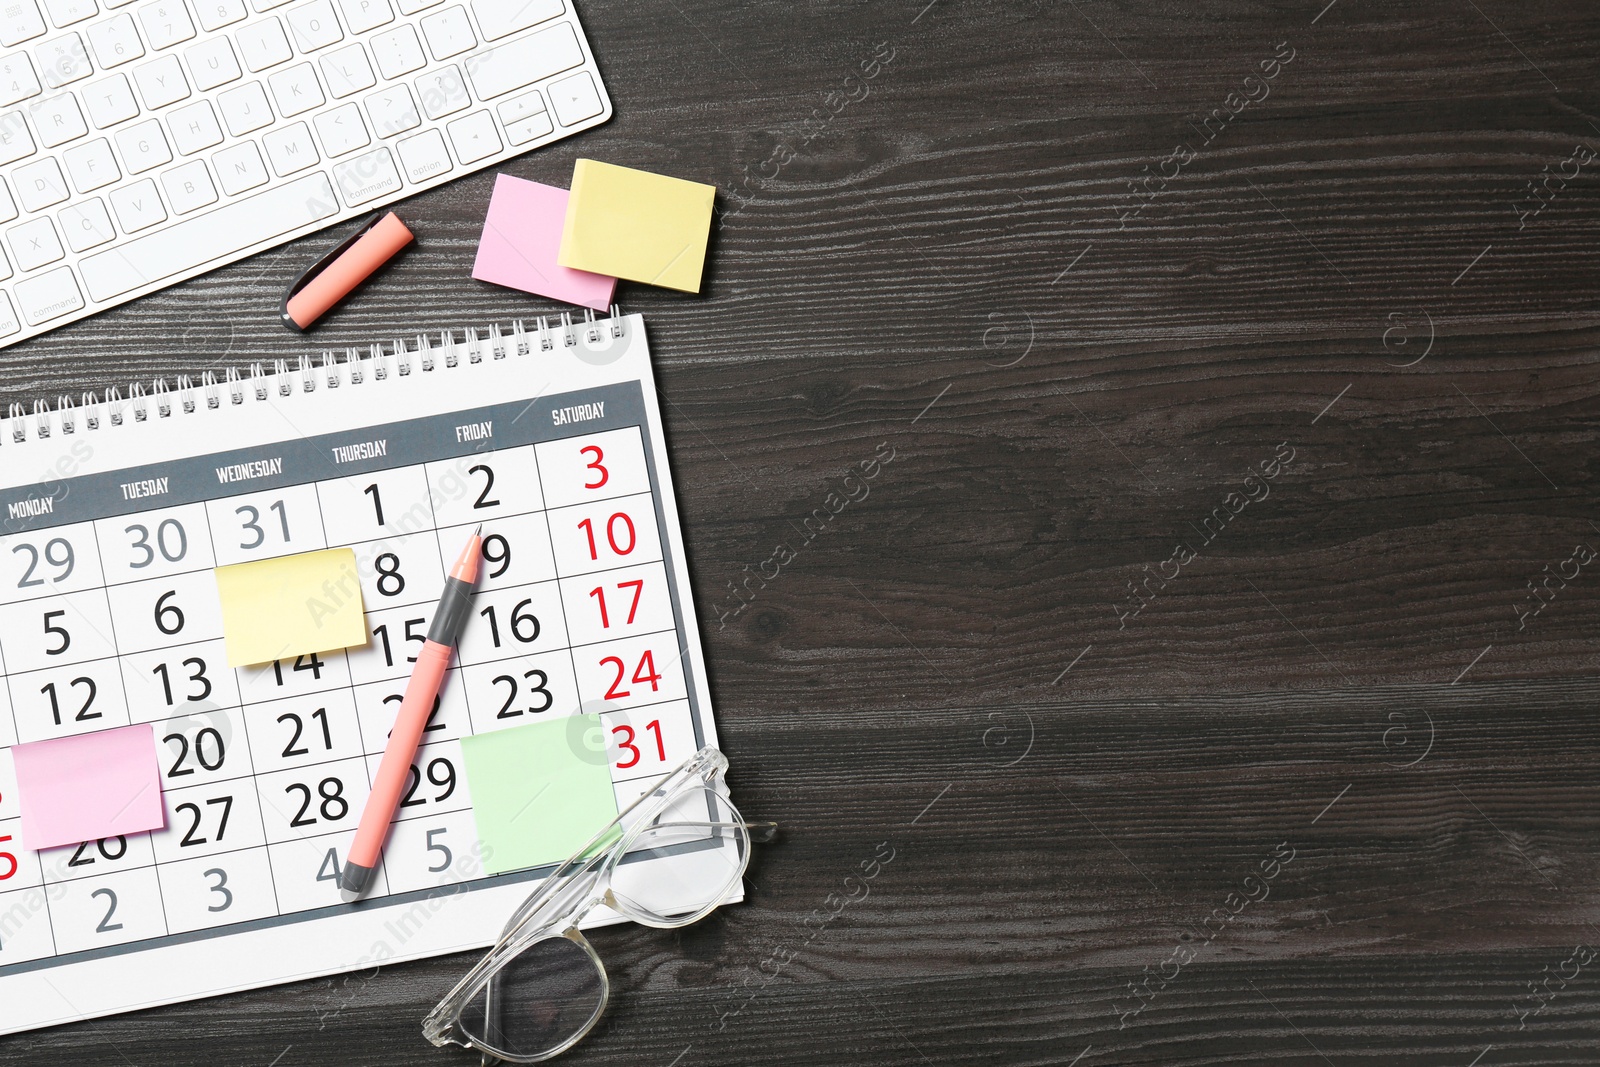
top-left (341, 524), bottom-right (481, 901)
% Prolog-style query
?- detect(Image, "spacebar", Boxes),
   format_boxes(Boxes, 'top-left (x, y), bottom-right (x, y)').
top-left (79, 174), bottom-right (339, 303)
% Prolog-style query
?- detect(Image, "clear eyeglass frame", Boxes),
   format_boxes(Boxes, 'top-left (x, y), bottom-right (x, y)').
top-left (422, 746), bottom-right (775, 1064)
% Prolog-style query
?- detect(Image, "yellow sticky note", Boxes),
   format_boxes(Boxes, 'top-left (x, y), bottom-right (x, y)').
top-left (214, 548), bottom-right (367, 667)
top-left (558, 159), bottom-right (716, 293)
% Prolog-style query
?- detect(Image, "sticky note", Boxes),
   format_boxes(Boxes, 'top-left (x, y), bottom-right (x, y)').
top-left (558, 159), bottom-right (716, 293)
top-left (473, 174), bottom-right (618, 312)
top-left (461, 715), bottom-right (619, 875)
top-left (13, 725), bottom-right (165, 851)
top-left (213, 547), bottom-right (367, 667)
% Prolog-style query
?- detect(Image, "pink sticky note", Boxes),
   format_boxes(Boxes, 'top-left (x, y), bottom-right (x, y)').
top-left (12, 725), bottom-right (165, 850)
top-left (473, 174), bottom-right (618, 312)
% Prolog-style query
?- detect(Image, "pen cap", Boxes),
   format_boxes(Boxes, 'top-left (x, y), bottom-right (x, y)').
top-left (284, 212), bottom-right (415, 329)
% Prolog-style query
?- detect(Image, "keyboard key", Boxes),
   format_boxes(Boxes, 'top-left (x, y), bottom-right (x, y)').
top-left (331, 144), bottom-right (397, 204)
top-left (166, 97), bottom-right (218, 153)
top-left (335, 0), bottom-right (388, 33)
top-left (193, 0), bottom-right (244, 30)
top-left (0, 0), bottom-right (47, 46)
top-left (469, 0), bottom-right (557, 42)
top-left (13, 156), bottom-right (66, 209)
top-left (284, 0), bottom-right (339, 51)
top-left (82, 70), bottom-right (135, 125)
top-left (250, 0), bottom-right (291, 10)
top-left (0, 51), bottom-right (41, 105)
top-left (394, 0), bottom-right (436, 12)
top-left (0, 178), bottom-right (15, 219)
top-left (132, 52), bottom-right (187, 108)
top-left (216, 79), bottom-right (269, 134)
top-left (318, 41), bottom-right (371, 96)
top-left (183, 36), bottom-right (239, 90)
top-left (547, 69), bottom-right (598, 126)
top-left (368, 23), bottom-right (420, 78)
top-left (267, 60), bottom-right (320, 115)
top-left (461, 21), bottom-right (579, 101)
top-left (502, 106), bottom-right (548, 145)
top-left (8, 215), bottom-right (63, 268)
top-left (493, 85), bottom-right (538, 122)
top-left (393, 124), bottom-right (446, 182)
top-left (312, 99), bottom-right (364, 155)
top-left (107, 174), bottom-right (163, 228)
top-left (57, 196), bottom-right (113, 250)
top-left (0, 292), bottom-right (18, 336)
top-left (0, 247), bottom-right (9, 279)
top-left (235, 16), bottom-right (288, 71)
top-left (0, 107), bottom-right (36, 161)
top-left (444, 107), bottom-right (494, 162)
top-left (261, 118), bottom-right (314, 173)
top-left (113, 115), bottom-right (169, 170)
top-left (62, 134), bottom-right (117, 188)
top-left (413, 62), bottom-right (463, 118)
top-left (40, 0), bottom-right (94, 26)
top-left (14, 264), bottom-right (81, 323)
top-left (160, 157), bottom-right (213, 211)
top-left (211, 138), bottom-right (264, 193)
top-left (362, 83), bottom-right (414, 137)
top-left (136, 0), bottom-right (194, 49)
top-left (418, 4), bottom-right (470, 59)
top-left (80, 171), bottom-right (336, 299)
top-left (32, 90), bottom-right (84, 144)
top-left (34, 31), bottom-right (91, 87)
top-left (84, 11), bottom-right (139, 66)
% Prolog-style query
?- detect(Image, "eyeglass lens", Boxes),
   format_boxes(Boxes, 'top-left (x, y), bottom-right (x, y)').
top-left (456, 935), bottom-right (606, 1062)
top-left (453, 787), bottom-right (752, 1060)
top-left (609, 787), bottom-right (751, 924)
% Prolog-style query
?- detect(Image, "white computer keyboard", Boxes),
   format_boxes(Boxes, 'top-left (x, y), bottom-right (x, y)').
top-left (0, 0), bottom-right (612, 346)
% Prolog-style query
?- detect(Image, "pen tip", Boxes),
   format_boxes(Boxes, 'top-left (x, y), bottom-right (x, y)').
top-left (341, 887), bottom-right (362, 904)
top-left (471, 523), bottom-right (482, 538)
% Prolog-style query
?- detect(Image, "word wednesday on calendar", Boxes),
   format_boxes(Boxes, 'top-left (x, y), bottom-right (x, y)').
top-left (0, 315), bottom-right (728, 1034)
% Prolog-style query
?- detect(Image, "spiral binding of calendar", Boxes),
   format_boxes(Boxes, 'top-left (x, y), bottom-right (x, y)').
top-left (4, 307), bottom-right (629, 446)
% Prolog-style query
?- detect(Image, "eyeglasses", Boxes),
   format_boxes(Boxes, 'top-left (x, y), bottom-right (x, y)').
top-left (423, 746), bottom-right (775, 1063)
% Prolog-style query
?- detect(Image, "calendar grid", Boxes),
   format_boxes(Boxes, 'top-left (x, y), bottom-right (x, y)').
top-left (38, 875), bottom-right (58, 963)
top-left (237, 732), bottom-right (283, 921)
top-left (214, 497), bottom-right (297, 927)
top-left (87, 520), bottom-right (178, 945)
top-left (309, 478), bottom-right (385, 902)
top-left (1, 626), bottom-right (19, 753)
top-left (0, 628), bottom-right (52, 961)
top-left (196, 499), bottom-right (284, 922)
top-left (533, 451), bottom-right (587, 737)
top-left (149, 851), bottom-right (173, 946)
top-left (0, 371), bottom-right (721, 993)
top-left (117, 545), bottom-right (177, 948)
top-left (84, 519), bottom-right (136, 742)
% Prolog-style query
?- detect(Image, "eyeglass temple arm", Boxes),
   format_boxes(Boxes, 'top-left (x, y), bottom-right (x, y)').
top-left (647, 818), bottom-right (778, 844)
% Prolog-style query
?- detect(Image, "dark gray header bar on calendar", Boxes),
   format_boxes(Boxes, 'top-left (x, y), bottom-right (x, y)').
top-left (0, 382), bottom-right (645, 533)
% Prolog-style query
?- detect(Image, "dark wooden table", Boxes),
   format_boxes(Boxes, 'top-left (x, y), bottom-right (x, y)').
top-left (6, 0), bottom-right (1600, 1063)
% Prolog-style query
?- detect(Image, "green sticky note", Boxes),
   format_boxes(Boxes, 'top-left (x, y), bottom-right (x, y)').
top-left (461, 715), bottom-right (619, 875)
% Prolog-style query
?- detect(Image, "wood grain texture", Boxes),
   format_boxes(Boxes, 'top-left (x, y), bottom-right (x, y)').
top-left (5, 0), bottom-right (1600, 1062)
